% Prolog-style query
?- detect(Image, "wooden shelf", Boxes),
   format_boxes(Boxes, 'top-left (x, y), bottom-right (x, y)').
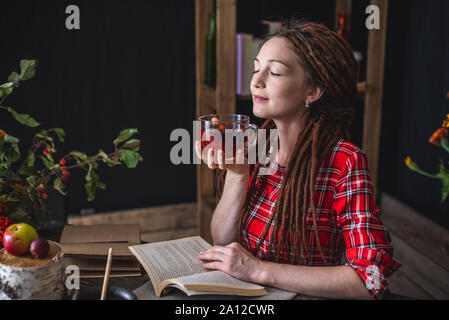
top-left (200, 83), bottom-right (217, 112)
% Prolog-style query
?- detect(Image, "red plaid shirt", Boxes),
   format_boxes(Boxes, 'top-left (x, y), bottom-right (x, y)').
top-left (241, 138), bottom-right (401, 299)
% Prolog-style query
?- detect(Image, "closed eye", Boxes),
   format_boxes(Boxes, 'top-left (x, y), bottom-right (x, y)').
top-left (252, 70), bottom-right (281, 76)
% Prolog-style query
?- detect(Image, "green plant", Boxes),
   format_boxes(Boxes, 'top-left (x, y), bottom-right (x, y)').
top-left (404, 92), bottom-right (449, 204)
top-left (0, 59), bottom-right (143, 227)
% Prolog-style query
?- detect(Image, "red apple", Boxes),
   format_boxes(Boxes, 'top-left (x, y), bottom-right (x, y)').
top-left (2, 223), bottom-right (38, 256)
top-left (29, 238), bottom-right (50, 258)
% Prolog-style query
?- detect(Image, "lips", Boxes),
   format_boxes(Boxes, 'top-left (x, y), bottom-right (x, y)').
top-left (253, 95), bottom-right (269, 102)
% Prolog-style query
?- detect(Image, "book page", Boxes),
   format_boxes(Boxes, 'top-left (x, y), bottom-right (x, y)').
top-left (129, 236), bottom-right (212, 286)
top-left (170, 270), bottom-right (267, 296)
top-left (175, 270), bottom-right (265, 291)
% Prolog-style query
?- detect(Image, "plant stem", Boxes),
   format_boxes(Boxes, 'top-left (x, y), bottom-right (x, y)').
top-left (414, 168), bottom-right (439, 179)
top-left (441, 138), bottom-right (449, 154)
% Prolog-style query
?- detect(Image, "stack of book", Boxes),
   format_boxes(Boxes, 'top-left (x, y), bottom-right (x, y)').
top-left (60, 224), bottom-right (142, 278)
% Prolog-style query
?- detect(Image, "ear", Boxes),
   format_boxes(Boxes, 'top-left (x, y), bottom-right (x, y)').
top-left (306, 85), bottom-right (323, 104)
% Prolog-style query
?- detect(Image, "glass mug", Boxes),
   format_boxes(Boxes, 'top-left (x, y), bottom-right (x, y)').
top-left (198, 114), bottom-right (258, 161)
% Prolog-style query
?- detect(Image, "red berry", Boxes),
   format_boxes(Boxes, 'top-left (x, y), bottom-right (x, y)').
top-left (43, 149), bottom-right (48, 156)
top-left (59, 159), bottom-right (66, 166)
top-left (61, 175), bottom-right (69, 182)
top-left (41, 193), bottom-right (48, 200)
top-left (33, 202), bottom-right (39, 209)
top-left (62, 169), bottom-right (70, 177)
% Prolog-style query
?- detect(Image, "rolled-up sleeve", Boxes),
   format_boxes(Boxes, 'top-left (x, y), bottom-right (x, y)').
top-left (332, 150), bottom-right (402, 299)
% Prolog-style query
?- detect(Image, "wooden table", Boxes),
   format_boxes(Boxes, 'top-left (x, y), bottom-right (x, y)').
top-left (40, 221), bottom-right (412, 300)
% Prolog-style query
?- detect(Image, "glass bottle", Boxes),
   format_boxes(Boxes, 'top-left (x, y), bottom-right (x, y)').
top-left (205, 12), bottom-right (216, 88)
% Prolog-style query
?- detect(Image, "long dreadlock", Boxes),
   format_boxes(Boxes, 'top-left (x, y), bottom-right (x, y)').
top-left (215, 18), bottom-right (358, 265)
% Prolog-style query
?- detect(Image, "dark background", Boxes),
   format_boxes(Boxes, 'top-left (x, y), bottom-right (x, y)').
top-left (1, 1), bottom-right (448, 231)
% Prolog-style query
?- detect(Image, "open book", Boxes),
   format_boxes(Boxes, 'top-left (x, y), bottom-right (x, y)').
top-left (128, 236), bottom-right (268, 297)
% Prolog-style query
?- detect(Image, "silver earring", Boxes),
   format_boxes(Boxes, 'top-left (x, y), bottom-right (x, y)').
top-left (305, 100), bottom-right (310, 108)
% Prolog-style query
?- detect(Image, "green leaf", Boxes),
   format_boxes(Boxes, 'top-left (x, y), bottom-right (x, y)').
top-left (69, 151), bottom-right (88, 161)
top-left (20, 59), bottom-right (37, 81)
top-left (8, 72), bottom-right (20, 83)
top-left (26, 176), bottom-right (37, 188)
top-left (86, 155), bottom-right (100, 168)
top-left (0, 82), bottom-right (14, 88)
top-left (113, 128), bottom-right (138, 146)
top-left (8, 108), bottom-right (40, 127)
top-left (53, 128), bottom-right (66, 142)
top-left (27, 152), bottom-right (35, 167)
top-left (18, 165), bottom-right (38, 176)
top-left (3, 133), bottom-right (19, 144)
top-left (0, 134), bottom-right (21, 163)
top-left (0, 82), bottom-right (14, 97)
top-left (98, 149), bottom-right (108, 159)
top-left (41, 156), bottom-right (56, 169)
top-left (85, 169), bottom-right (100, 201)
top-left (122, 138), bottom-right (141, 151)
top-left (105, 156), bottom-right (122, 167)
top-left (120, 149), bottom-right (141, 168)
top-left (36, 131), bottom-right (53, 142)
top-left (53, 177), bottom-right (67, 196)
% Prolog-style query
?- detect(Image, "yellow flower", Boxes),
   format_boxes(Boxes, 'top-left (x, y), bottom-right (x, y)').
top-left (404, 156), bottom-right (418, 171)
top-left (404, 156), bottom-right (412, 166)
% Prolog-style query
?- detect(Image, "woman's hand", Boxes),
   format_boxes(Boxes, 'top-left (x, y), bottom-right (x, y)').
top-left (197, 242), bottom-right (265, 284)
top-left (194, 140), bottom-right (250, 180)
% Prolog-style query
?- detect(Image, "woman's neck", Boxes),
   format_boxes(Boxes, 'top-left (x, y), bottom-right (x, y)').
top-left (273, 114), bottom-right (307, 167)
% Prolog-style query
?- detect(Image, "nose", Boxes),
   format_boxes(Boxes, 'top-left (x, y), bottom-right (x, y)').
top-left (251, 71), bottom-right (266, 90)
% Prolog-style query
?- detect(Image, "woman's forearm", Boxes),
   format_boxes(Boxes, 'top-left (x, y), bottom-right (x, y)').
top-left (256, 262), bottom-right (372, 300)
top-left (210, 173), bottom-right (249, 246)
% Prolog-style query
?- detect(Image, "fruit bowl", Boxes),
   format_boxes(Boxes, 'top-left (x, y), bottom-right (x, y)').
top-left (0, 240), bottom-right (64, 299)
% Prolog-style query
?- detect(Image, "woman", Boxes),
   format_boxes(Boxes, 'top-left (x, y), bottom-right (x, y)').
top-left (195, 19), bottom-right (401, 300)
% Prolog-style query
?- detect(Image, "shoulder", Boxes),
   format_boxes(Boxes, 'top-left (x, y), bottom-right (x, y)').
top-left (328, 139), bottom-right (368, 172)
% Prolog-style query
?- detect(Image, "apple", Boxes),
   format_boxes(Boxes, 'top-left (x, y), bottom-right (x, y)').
top-left (29, 238), bottom-right (50, 258)
top-left (2, 223), bottom-right (38, 256)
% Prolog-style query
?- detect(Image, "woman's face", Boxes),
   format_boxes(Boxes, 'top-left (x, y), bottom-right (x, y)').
top-left (251, 36), bottom-right (311, 121)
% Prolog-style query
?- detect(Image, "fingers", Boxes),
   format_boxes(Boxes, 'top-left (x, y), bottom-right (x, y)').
top-left (211, 117), bottom-right (220, 124)
top-left (197, 246), bottom-right (231, 261)
top-left (202, 261), bottom-right (221, 270)
top-left (217, 149), bottom-right (225, 170)
top-left (194, 140), bottom-right (202, 161)
top-left (207, 147), bottom-right (218, 169)
top-left (196, 140), bottom-right (218, 168)
top-left (196, 140), bottom-right (227, 169)
top-left (195, 140), bottom-right (248, 169)
top-left (197, 249), bottom-right (226, 262)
